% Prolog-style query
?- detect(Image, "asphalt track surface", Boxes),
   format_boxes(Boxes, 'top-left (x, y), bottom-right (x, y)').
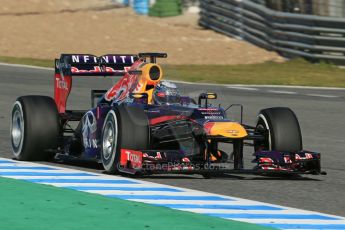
top-left (0, 63), bottom-right (344, 216)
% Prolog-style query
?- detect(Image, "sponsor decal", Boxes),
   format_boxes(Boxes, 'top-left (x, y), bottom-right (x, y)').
top-left (72, 55), bottom-right (98, 64)
top-left (71, 66), bottom-right (102, 73)
top-left (54, 72), bottom-right (72, 113)
top-left (71, 55), bottom-right (136, 64)
top-left (284, 156), bottom-right (293, 163)
top-left (55, 77), bottom-right (69, 90)
top-left (198, 108), bottom-right (219, 111)
top-left (182, 157), bottom-right (190, 163)
top-left (259, 157), bottom-right (274, 164)
top-left (82, 111), bottom-right (98, 149)
top-left (70, 66), bottom-right (132, 73)
top-left (305, 153), bottom-right (314, 159)
top-left (69, 55), bottom-right (136, 74)
top-left (226, 130), bottom-right (239, 134)
top-left (104, 66), bottom-right (131, 73)
top-left (83, 138), bottom-right (98, 149)
top-left (204, 116), bottom-right (224, 120)
top-left (101, 55), bottom-right (136, 64)
top-left (104, 74), bottom-right (142, 102)
top-left (260, 166), bottom-right (290, 171)
top-left (201, 110), bottom-right (224, 120)
top-left (102, 59), bottom-right (143, 102)
top-left (295, 153), bottom-right (313, 160)
top-left (125, 151), bottom-right (140, 163)
top-left (201, 111), bottom-right (222, 115)
top-left (143, 152), bottom-right (164, 160)
top-left (120, 149), bottom-right (143, 169)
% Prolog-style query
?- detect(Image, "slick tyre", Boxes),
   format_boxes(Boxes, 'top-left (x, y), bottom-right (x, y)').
top-left (255, 107), bottom-right (302, 152)
top-left (101, 106), bottom-right (149, 174)
top-left (11, 96), bottom-right (60, 161)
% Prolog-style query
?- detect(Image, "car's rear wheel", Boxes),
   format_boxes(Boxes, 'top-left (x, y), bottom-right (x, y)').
top-left (254, 107), bottom-right (302, 152)
top-left (11, 96), bottom-right (60, 161)
top-left (101, 105), bottom-right (149, 174)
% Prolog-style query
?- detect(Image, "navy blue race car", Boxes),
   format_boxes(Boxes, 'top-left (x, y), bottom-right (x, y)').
top-left (10, 53), bottom-right (325, 177)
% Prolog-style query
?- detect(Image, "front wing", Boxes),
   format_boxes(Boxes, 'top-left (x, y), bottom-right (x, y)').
top-left (117, 149), bottom-right (326, 176)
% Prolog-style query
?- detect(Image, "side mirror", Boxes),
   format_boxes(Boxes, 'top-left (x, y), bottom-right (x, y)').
top-left (198, 93), bottom-right (217, 108)
top-left (130, 93), bottom-right (148, 104)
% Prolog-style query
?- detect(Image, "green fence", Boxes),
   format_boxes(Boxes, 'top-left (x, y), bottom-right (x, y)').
top-left (149, 0), bottom-right (182, 17)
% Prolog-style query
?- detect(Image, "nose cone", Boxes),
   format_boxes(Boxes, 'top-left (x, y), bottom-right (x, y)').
top-left (204, 122), bottom-right (248, 138)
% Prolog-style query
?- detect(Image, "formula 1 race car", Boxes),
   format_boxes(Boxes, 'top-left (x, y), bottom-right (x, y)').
top-left (10, 53), bottom-right (326, 177)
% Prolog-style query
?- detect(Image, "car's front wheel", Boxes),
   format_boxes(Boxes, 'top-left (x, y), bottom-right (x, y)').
top-left (254, 107), bottom-right (303, 152)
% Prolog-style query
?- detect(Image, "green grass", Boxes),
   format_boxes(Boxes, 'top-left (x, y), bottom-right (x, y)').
top-left (1, 56), bottom-right (345, 87)
top-left (163, 59), bottom-right (345, 87)
top-left (0, 56), bottom-right (53, 68)
top-left (0, 176), bottom-right (272, 230)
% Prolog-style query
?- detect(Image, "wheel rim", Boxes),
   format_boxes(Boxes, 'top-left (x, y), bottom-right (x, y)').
top-left (11, 102), bottom-right (24, 156)
top-left (102, 120), bottom-right (116, 161)
top-left (255, 117), bottom-right (272, 151)
top-left (255, 124), bottom-right (266, 150)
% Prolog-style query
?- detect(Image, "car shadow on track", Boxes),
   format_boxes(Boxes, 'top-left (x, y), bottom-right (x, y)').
top-left (123, 173), bottom-right (322, 181)
top-left (38, 159), bottom-right (322, 182)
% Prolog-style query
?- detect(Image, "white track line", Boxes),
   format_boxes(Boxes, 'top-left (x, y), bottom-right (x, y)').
top-left (173, 80), bottom-right (345, 91)
top-left (267, 90), bottom-right (298, 95)
top-left (38, 183), bottom-right (179, 188)
top-left (76, 190), bottom-right (192, 196)
top-left (0, 169), bottom-right (66, 172)
top-left (228, 84), bottom-right (345, 91)
top-left (3, 176), bottom-right (106, 180)
top-left (0, 62), bottom-right (53, 71)
top-left (306, 94), bottom-right (340, 98)
top-left (176, 209), bottom-right (319, 215)
top-left (0, 163), bottom-right (16, 166)
top-left (226, 86), bottom-right (259, 91)
top-left (1, 157), bottom-right (344, 230)
top-left (128, 199), bottom-right (281, 205)
top-left (228, 219), bottom-right (345, 225)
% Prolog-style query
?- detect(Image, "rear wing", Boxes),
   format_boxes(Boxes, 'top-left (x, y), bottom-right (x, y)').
top-left (54, 54), bottom-right (139, 113)
top-left (55, 53), bottom-right (168, 76)
top-left (55, 54), bottom-right (139, 77)
top-left (54, 53), bottom-right (167, 113)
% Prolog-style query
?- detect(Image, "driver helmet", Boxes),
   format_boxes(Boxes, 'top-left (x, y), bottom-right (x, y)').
top-left (153, 81), bottom-right (181, 105)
